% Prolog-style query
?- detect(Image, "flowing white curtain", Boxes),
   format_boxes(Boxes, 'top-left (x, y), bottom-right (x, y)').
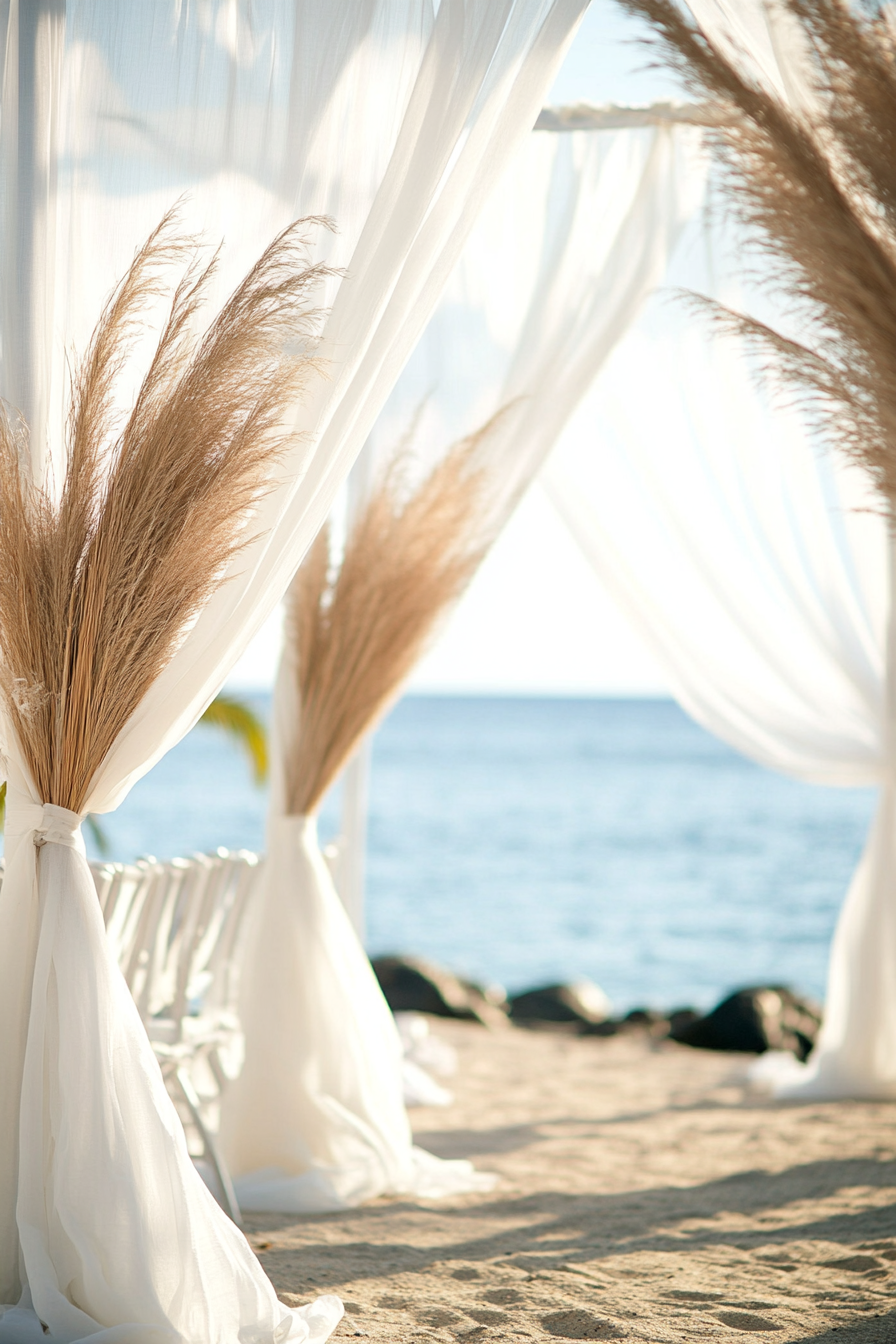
top-left (220, 649), bottom-right (498, 1213)
top-left (542, 317), bottom-right (895, 1099)
top-left (540, 0), bottom-right (896, 1100)
top-left (0, 3), bottom-right (588, 1339)
top-left (371, 120), bottom-right (704, 514)
top-left (222, 118), bottom-right (705, 1216)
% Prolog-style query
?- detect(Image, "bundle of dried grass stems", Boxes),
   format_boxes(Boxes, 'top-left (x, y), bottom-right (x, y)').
top-left (0, 213), bottom-right (327, 813)
top-left (620, 0), bottom-right (896, 511)
top-left (284, 425), bottom-right (500, 816)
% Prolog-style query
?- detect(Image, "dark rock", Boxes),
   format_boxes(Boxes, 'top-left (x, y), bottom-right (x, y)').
top-left (667, 1008), bottom-right (701, 1036)
top-left (371, 955), bottom-right (508, 1027)
top-left (623, 1007), bottom-right (665, 1027)
top-left (509, 980), bottom-right (611, 1029)
top-left (581, 1019), bottom-right (621, 1037)
top-left (669, 986), bottom-right (821, 1059)
top-left (583, 1008), bottom-right (670, 1038)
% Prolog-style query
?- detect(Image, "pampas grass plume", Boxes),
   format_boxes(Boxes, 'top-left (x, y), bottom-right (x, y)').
top-left (619, 0), bottom-right (896, 513)
top-left (284, 419), bottom-right (505, 815)
top-left (0, 211), bottom-right (330, 812)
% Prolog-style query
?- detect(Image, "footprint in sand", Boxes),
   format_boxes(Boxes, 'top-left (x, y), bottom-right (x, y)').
top-left (465, 1309), bottom-right (510, 1326)
top-left (664, 1291), bottom-right (724, 1302)
top-left (821, 1255), bottom-right (882, 1273)
top-left (714, 1311), bottom-right (782, 1332)
top-left (481, 1289), bottom-right (525, 1305)
top-left (417, 1308), bottom-right (466, 1327)
top-left (540, 1309), bottom-right (623, 1339)
top-left (452, 1269), bottom-right (482, 1282)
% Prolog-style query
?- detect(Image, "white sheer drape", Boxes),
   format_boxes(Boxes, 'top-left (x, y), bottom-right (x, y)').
top-left (223, 118), bottom-right (705, 1215)
top-left (0, 3), bottom-right (588, 1338)
top-left (220, 652), bottom-right (496, 1212)
top-left (538, 0), bottom-right (896, 1100)
top-left (372, 120), bottom-right (703, 516)
top-left (542, 322), bottom-right (895, 1099)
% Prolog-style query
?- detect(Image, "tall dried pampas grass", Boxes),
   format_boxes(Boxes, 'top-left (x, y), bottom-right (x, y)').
top-left (619, 0), bottom-right (896, 510)
top-left (284, 423), bottom-right (502, 816)
top-left (0, 213), bottom-right (329, 812)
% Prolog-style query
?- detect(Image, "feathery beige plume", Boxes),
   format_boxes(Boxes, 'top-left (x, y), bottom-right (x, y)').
top-left (619, 0), bottom-right (896, 512)
top-left (284, 419), bottom-right (505, 816)
top-left (0, 211), bottom-right (330, 812)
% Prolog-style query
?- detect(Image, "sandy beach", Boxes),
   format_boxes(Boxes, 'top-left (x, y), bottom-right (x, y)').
top-left (245, 1021), bottom-right (896, 1343)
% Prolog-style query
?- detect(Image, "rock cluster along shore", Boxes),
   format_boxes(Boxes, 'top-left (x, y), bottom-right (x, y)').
top-left (370, 955), bottom-right (823, 1059)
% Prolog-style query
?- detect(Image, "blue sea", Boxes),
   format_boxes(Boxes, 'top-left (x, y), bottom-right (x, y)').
top-left (89, 695), bottom-right (876, 1015)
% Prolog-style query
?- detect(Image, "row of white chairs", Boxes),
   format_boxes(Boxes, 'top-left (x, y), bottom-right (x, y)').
top-left (91, 848), bottom-right (260, 1224)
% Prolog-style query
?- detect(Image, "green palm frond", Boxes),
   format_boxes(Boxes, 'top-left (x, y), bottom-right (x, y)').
top-left (200, 693), bottom-right (268, 785)
top-left (85, 813), bottom-right (110, 855)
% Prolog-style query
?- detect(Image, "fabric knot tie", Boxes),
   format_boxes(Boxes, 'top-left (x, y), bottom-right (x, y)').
top-left (34, 803), bottom-right (84, 849)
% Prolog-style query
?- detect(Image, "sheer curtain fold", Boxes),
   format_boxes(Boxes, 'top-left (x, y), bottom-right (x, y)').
top-left (537, 0), bottom-right (896, 1101)
top-left (542, 322), bottom-right (894, 1099)
top-left (225, 117), bottom-right (706, 1215)
top-left (0, 2), bottom-right (589, 1338)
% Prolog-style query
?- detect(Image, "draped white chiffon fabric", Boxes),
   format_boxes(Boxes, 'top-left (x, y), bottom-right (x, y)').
top-left (0, 786), bottom-right (340, 1344)
top-left (0, 2), bottom-right (588, 1337)
top-left (221, 812), bottom-right (493, 1212)
top-left (535, 0), bottom-right (896, 1100)
top-left (371, 121), bottom-right (704, 518)
top-left (220, 629), bottom-right (496, 1210)
top-left (223, 119), bottom-right (705, 1213)
top-left (542, 327), bottom-right (895, 1100)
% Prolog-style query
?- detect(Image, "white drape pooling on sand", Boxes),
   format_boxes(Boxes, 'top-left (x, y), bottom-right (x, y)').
top-left (541, 0), bottom-right (896, 1101)
top-left (0, 2), bottom-right (588, 1339)
top-left (219, 648), bottom-right (493, 1213)
top-left (219, 120), bottom-right (705, 1215)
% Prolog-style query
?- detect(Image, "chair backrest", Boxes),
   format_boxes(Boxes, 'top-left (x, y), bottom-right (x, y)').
top-left (118, 860), bottom-right (178, 1014)
top-left (199, 849), bottom-right (262, 1022)
top-left (88, 847), bottom-right (263, 1036)
top-left (91, 861), bottom-right (147, 963)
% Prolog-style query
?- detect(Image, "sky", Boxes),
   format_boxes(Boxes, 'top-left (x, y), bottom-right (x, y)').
top-left (227, 2), bottom-right (685, 696)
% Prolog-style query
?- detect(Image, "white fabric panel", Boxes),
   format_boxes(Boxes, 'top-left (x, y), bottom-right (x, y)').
top-left (0, 2), bottom-right (588, 1338)
top-left (230, 120), bottom-right (706, 1213)
top-left (546, 335), bottom-right (887, 787)
top-left (219, 812), bottom-right (493, 1211)
top-left (221, 626), bottom-right (497, 1209)
top-left (542, 324), bottom-right (895, 1099)
top-left (371, 122), bottom-right (703, 513)
top-left (1, 795), bottom-right (340, 1344)
top-left (686, 0), bottom-right (815, 109)
top-left (539, 0), bottom-right (896, 1100)
top-left (65, 0), bottom-right (590, 813)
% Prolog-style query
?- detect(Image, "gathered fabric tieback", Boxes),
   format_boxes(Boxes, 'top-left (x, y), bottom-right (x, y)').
top-left (33, 803), bottom-right (84, 849)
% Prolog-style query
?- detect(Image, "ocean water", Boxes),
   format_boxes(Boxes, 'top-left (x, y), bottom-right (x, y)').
top-left (89, 695), bottom-right (875, 1014)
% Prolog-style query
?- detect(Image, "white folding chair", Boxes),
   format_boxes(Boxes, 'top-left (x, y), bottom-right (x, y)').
top-left (91, 850), bottom-right (257, 1226)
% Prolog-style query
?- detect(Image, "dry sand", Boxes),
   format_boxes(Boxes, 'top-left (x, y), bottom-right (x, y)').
top-left (245, 1022), bottom-right (896, 1343)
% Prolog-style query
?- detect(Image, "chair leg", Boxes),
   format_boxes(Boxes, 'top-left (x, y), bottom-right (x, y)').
top-left (173, 1064), bottom-right (243, 1227)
